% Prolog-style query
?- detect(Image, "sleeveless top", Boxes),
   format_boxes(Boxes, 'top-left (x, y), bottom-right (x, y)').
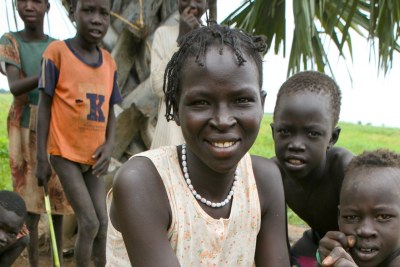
top-left (106, 146), bottom-right (261, 266)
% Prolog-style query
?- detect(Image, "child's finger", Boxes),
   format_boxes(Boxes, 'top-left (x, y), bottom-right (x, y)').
top-left (347, 235), bottom-right (356, 247)
top-left (322, 247), bottom-right (356, 266)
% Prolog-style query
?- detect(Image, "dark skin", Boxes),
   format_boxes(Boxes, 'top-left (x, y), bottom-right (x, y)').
top-left (0, 207), bottom-right (29, 267)
top-left (319, 168), bottom-right (400, 267)
top-left (271, 92), bottom-right (353, 256)
top-left (4, 0), bottom-right (63, 266)
top-left (111, 46), bottom-right (290, 266)
top-left (36, 0), bottom-right (114, 266)
top-left (177, 0), bottom-right (206, 41)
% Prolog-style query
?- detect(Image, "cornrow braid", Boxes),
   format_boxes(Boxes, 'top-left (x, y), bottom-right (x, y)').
top-left (163, 23), bottom-right (266, 121)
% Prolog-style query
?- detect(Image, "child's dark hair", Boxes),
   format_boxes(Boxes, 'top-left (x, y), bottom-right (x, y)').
top-left (163, 23), bottom-right (266, 121)
top-left (274, 71), bottom-right (341, 127)
top-left (0, 190), bottom-right (27, 218)
top-left (70, 0), bottom-right (114, 9)
top-left (346, 149), bottom-right (400, 172)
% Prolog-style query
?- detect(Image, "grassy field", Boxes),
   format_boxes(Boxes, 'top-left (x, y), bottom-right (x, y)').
top-left (1, 93), bottom-right (400, 225)
top-left (0, 93), bottom-right (11, 190)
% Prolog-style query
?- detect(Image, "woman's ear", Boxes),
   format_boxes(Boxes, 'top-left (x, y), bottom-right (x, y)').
top-left (174, 112), bottom-right (180, 126)
top-left (46, 2), bottom-right (50, 13)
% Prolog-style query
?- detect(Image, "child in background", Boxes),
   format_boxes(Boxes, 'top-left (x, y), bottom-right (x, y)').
top-left (0, 0), bottom-right (72, 266)
top-left (0, 190), bottom-right (29, 267)
top-left (150, 0), bottom-right (206, 149)
top-left (271, 71), bottom-right (354, 266)
top-left (36, 0), bottom-right (122, 266)
top-left (318, 149), bottom-right (400, 267)
top-left (106, 23), bottom-right (290, 266)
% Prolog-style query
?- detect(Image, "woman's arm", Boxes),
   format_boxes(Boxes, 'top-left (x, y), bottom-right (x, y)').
top-left (111, 158), bottom-right (181, 267)
top-left (252, 156), bottom-right (291, 266)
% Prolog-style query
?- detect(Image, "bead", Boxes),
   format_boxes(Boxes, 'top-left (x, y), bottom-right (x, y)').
top-left (180, 144), bottom-right (237, 209)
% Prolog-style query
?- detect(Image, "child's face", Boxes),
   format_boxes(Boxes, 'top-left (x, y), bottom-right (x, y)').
top-left (177, 45), bottom-right (263, 173)
top-left (0, 206), bottom-right (23, 253)
top-left (72, 0), bottom-right (110, 45)
top-left (272, 92), bottom-right (337, 180)
top-left (339, 168), bottom-right (400, 267)
top-left (179, 0), bottom-right (207, 19)
top-left (16, 0), bottom-right (49, 28)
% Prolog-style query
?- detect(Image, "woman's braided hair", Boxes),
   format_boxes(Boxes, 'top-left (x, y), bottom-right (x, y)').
top-left (163, 23), bottom-right (266, 121)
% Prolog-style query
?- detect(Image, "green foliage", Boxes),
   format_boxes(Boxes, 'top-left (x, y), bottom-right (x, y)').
top-left (223, 0), bottom-right (400, 76)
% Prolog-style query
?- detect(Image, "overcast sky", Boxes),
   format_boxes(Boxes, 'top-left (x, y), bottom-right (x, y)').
top-left (1, 0), bottom-right (399, 128)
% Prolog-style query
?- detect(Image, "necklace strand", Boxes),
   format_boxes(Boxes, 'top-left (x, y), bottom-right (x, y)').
top-left (181, 144), bottom-right (238, 208)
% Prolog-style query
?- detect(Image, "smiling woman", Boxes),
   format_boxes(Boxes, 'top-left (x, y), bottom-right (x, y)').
top-left (107, 23), bottom-right (290, 266)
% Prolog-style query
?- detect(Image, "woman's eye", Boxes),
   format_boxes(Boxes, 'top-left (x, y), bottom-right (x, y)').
top-left (192, 100), bottom-right (208, 106)
top-left (236, 98), bottom-right (250, 104)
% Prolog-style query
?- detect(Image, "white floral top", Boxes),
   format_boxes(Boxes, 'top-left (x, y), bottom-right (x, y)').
top-left (106, 146), bottom-right (261, 266)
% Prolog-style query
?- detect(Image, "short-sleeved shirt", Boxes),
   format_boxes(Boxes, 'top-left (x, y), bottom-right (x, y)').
top-left (0, 31), bottom-right (54, 127)
top-left (39, 40), bottom-right (122, 164)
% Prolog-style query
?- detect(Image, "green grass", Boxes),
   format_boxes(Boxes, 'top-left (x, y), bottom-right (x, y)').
top-left (1, 93), bottom-right (400, 225)
top-left (0, 93), bottom-right (12, 190)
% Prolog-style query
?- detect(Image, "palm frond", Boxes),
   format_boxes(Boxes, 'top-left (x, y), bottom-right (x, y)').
top-left (223, 0), bottom-right (399, 76)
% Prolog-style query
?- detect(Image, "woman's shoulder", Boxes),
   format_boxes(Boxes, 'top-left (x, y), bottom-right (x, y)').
top-left (115, 147), bottom-right (177, 188)
top-left (250, 155), bottom-right (285, 215)
top-left (250, 155), bottom-right (281, 178)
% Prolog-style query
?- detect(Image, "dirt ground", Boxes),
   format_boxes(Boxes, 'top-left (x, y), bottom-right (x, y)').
top-left (11, 224), bottom-right (308, 267)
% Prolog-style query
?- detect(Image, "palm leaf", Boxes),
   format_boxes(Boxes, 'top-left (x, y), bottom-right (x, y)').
top-left (223, 0), bottom-right (399, 76)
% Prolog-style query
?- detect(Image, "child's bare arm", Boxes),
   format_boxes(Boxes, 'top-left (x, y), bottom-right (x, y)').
top-left (92, 105), bottom-right (116, 177)
top-left (111, 158), bottom-right (180, 267)
top-left (35, 91), bottom-right (52, 187)
top-left (0, 235), bottom-right (29, 267)
top-left (5, 63), bottom-right (40, 96)
top-left (252, 156), bottom-right (291, 266)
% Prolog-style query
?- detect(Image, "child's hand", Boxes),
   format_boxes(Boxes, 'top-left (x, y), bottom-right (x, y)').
top-left (179, 6), bottom-right (201, 38)
top-left (318, 231), bottom-right (356, 266)
top-left (321, 247), bottom-right (357, 266)
top-left (36, 158), bottom-right (52, 187)
top-left (91, 143), bottom-right (113, 177)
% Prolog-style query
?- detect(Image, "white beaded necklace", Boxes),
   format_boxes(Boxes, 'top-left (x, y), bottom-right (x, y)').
top-left (181, 144), bottom-right (238, 208)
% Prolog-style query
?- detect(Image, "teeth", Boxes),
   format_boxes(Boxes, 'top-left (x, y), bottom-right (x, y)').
top-left (288, 159), bottom-right (303, 165)
top-left (213, 141), bottom-right (235, 148)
